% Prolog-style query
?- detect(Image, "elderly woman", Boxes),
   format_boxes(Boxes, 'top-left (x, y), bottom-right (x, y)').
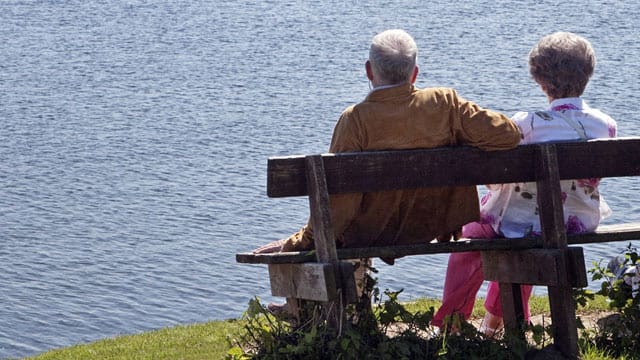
top-left (432, 32), bottom-right (618, 335)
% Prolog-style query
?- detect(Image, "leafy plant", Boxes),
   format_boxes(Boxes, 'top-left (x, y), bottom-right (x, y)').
top-left (586, 243), bottom-right (640, 357)
top-left (227, 266), bottom-right (530, 359)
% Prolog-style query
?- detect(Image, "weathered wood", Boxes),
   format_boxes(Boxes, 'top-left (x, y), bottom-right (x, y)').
top-left (305, 155), bottom-right (339, 264)
top-left (536, 144), bottom-right (568, 249)
top-left (269, 263), bottom-right (337, 301)
top-left (566, 246), bottom-right (588, 288)
top-left (268, 145), bottom-right (537, 197)
top-left (236, 222), bottom-right (640, 264)
top-left (305, 155), bottom-right (344, 328)
top-left (556, 137), bottom-right (640, 180)
top-left (339, 261), bottom-right (358, 304)
top-left (335, 237), bottom-right (536, 260)
top-left (568, 222), bottom-right (640, 244)
top-left (285, 297), bottom-right (300, 321)
top-left (548, 286), bottom-right (579, 359)
top-left (481, 248), bottom-right (586, 287)
top-left (267, 138), bottom-right (640, 198)
top-left (237, 237), bottom-right (534, 264)
top-left (536, 144), bottom-right (579, 359)
top-left (499, 283), bottom-right (525, 341)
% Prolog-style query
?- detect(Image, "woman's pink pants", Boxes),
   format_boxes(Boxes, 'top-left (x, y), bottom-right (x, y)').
top-left (430, 221), bottom-right (533, 327)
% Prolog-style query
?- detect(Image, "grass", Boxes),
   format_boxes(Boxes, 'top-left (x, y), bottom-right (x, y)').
top-left (27, 319), bottom-right (243, 360)
top-left (26, 294), bottom-right (618, 360)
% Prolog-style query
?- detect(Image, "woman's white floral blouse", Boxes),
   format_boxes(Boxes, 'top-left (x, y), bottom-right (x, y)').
top-left (480, 97), bottom-right (617, 238)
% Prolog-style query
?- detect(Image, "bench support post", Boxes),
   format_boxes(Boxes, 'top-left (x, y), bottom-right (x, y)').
top-left (305, 155), bottom-right (347, 330)
top-left (536, 144), bottom-right (579, 359)
top-left (498, 283), bottom-right (525, 340)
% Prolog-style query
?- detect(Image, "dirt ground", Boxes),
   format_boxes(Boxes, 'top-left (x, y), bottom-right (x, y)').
top-left (466, 310), bottom-right (615, 337)
top-left (387, 310), bottom-right (616, 339)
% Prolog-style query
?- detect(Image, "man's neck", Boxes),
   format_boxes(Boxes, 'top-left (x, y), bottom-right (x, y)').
top-left (371, 82), bottom-right (406, 91)
top-left (368, 82), bottom-right (407, 96)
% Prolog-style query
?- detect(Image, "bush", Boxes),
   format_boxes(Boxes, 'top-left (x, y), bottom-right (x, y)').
top-left (227, 267), bottom-right (528, 359)
top-left (587, 243), bottom-right (640, 357)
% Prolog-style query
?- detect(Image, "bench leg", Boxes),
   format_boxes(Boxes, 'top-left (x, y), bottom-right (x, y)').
top-left (285, 297), bottom-right (301, 322)
top-left (324, 259), bottom-right (368, 332)
top-left (548, 285), bottom-right (579, 359)
top-left (499, 282), bottom-right (526, 342)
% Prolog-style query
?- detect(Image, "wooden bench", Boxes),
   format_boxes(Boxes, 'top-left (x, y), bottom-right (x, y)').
top-left (236, 137), bottom-right (640, 359)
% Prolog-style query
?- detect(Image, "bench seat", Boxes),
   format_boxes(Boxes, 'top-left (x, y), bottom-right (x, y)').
top-left (236, 222), bottom-right (640, 265)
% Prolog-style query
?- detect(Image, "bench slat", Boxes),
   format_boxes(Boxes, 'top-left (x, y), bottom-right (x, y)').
top-left (482, 247), bottom-right (587, 287)
top-left (236, 222), bottom-right (640, 265)
top-left (268, 145), bottom-right (537, 197)
top-left (557, 137), bottom-right (640, 180)
top-left (568, 222), bottom-right (640, 244)
top-left (267, 138), bottom-right (640, 198)
top-left (235, 238), bottom-right (534, 264)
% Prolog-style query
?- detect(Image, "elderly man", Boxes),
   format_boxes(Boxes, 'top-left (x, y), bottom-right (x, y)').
top-left (255, 29), bottom-right (520, 257)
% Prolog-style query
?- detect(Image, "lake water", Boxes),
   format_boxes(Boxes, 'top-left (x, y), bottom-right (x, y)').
top-left (1, 0), bottom-right (640, 358)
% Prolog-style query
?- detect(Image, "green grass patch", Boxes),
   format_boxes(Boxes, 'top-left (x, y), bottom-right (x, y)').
top-left (28, 319), bottom-right (243, 360)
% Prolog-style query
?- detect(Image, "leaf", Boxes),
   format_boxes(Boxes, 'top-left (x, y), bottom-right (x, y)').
top-left (340, 338), bottom-right (350, 351)
top-left (226, 346), bottom-right (246, 359)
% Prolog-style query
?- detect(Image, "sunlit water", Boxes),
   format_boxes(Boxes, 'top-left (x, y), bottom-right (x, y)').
top-left (1, 1), bottom-right (639, 358)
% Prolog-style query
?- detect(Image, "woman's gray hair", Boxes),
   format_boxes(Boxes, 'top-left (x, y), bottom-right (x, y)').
top-left (369, 29), bottom-right (418, 84)
top-left (529, 31), bottom-right (596, 99)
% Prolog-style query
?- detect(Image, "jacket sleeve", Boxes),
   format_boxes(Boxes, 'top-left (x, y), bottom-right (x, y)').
top-left (449, 90), bottom-right (521, 150)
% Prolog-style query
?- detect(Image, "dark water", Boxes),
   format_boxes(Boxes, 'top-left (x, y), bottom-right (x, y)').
top-left (1, 0), bottom-right (639, 358)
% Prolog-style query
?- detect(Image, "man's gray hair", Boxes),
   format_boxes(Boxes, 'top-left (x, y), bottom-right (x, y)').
top-left (369, 29), bottom-right (418, 84)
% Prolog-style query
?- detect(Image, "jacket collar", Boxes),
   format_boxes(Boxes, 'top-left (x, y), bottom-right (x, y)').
top-left (365, 82), bottom-right (414, 102)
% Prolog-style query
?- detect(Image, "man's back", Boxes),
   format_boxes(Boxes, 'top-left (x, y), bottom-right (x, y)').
top-left (331, 85), bottom-right (520, 153)
top-left (280, 84), bottom-right (520, 252)
top-left (256, 29), bottom-right (520, 255)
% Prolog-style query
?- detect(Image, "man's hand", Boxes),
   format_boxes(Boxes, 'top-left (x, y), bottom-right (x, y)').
top-left (253, 239), bottom-right (287, 254)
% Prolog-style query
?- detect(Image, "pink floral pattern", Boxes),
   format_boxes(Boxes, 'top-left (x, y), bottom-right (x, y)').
top-left (566, 215), bottom-right (587, 234)
top-left (552, 103), bottom-right (580, 111)
top-left (480, 98), bottom-right (617, 238)
top-left (577, 178), bottom-right (600, 188)
top-left (480, 192), bottom-right (492, 206)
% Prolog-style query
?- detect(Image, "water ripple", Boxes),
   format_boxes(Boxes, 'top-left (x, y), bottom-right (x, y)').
top-left (1, 0), bottom-right (640, 358)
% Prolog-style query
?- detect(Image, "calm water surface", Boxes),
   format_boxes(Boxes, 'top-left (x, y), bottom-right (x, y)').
top-left (1, 1), bottom-right (640, 358)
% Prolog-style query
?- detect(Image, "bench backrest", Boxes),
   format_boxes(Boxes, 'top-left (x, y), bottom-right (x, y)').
top-left (267, 138), bottom-right (640, 198)
top-left (245, 137), bottom-right (640, 359)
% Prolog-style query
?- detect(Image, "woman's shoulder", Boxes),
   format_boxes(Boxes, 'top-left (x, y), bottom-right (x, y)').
top-left (512, 110), bottom-right (557, 120)
top-left (510, 111), bottom-right (538, 134)
top-left (511, 110), bottom-right (545, 122)
top-left (584, 107), bottom-right (617, 125)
